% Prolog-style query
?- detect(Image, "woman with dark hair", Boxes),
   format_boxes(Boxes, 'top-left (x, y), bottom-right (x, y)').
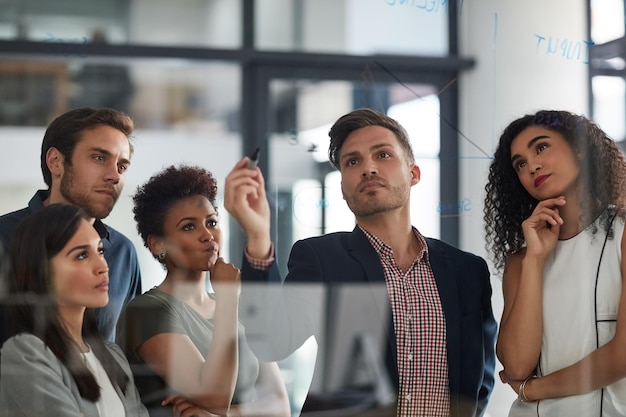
top-left (484, 110), bottom-right (626, 416)
top-left (118, 164), bottom-right (290, 417)
top-left (0, 203), bottom-right (147, 417)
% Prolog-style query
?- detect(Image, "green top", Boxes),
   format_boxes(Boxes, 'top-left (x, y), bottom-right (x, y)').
top-left (118, 287), bottom-right (260, 415)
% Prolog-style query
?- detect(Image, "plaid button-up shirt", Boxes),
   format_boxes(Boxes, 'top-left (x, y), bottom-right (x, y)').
top-left (362, 227), bottom-right (450, 416)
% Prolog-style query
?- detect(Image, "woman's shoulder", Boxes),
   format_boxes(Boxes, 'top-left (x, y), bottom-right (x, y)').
top-left (126, 287), bottom-right (174, 310)
top-left (2, 333), bottom-right (45, 352)
top-left (1, 333), bottom-right (60, 367)
top-left (120, 288), bottom-right (186, 333)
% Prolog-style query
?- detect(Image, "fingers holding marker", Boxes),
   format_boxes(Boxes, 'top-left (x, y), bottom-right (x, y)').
top-left (247, 147), bottom-right (260, 169)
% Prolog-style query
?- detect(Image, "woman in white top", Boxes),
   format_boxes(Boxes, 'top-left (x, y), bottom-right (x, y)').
top-left (484, 110), bottom-right (626, 416)
top-left (0, 203), bottom-right (148, 417)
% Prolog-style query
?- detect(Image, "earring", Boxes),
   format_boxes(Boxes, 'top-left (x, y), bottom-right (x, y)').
top-left (158, 253), bottom-right (166, 261)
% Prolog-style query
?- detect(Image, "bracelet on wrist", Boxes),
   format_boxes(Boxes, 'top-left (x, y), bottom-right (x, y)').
top-left (519, 375), bottom-right (537, 402)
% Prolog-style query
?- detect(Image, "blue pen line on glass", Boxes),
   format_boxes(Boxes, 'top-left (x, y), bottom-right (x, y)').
top-left (359, 63), bottom-right (387, 112)
top-left (492, 12), bottom-right (499, 152)
top-left (532, 112), bottom-right (588, 131)
top-left (534, 34), bottom-right (595, 64)
top-left (385, 0), bottom-right (449, 14)
top-left (374, 60), bottom-right (492, 159)
top-left (437, 198), bottom-right (472, 216)
top-left (493, 13), bottom-right (499, 46)
top-left (293, 194), bottom-right (339, 211)
top-left (42, 33), bottom-right (89, 58)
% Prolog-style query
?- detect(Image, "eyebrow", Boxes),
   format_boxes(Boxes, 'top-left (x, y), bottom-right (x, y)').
top-left (510, 135), bottom-right (550, 165)
top-left (176, 216), bottom-right (197, 227)
top-left (175, 213), bottom-right (217, 227)
top-left (340, 143), bottom-right (394, 163)
top-left (65, 241), bottom-right (102, 257)
top-left (66, 244), bottom-right (89, 256)
top-left (90, 147), bottom-right (132, 167)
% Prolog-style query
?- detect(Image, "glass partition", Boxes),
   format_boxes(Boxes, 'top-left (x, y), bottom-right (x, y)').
top-left (0, 1), bottom-right (471, 416)
top-left (591, 0), bottom-right (625, 44)
top-left (256, 0), bottom-right (448, 55)
top-left (0, 0), bottom-right (242, 48)
top-left (0, 57), bottom-right (240, 130)
top-left (592, 76), bottom-right (626, 143)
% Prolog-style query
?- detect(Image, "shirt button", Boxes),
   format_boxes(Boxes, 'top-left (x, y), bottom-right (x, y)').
top-left (405, 394), bottom-right (412, 401)
top-left (407, 353), bottom-right (413, 361)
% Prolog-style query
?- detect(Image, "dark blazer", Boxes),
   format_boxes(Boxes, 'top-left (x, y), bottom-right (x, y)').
top-left (240, 226), bottom-right (496, 417)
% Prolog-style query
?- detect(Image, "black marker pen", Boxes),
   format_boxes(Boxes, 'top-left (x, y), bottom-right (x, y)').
top-left (247, 148), bottom-right (260, 169)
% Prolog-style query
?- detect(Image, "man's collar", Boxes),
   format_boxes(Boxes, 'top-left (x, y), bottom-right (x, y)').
top-left (29, 190), bottom-right (49, 210)
top-left (358, 225), bottom-right (428, 259)
top-left (92, 219), bottom-right (110, 241)
top-left (31, 189), bottom-right (111, 241)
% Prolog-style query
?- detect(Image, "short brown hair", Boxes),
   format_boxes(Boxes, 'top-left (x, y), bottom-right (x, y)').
top-left (328, 108), bottom-right (414, 170)
top-left (40, 107), bottom-right (134, 187)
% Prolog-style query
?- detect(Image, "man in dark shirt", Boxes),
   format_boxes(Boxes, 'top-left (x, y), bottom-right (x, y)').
top-left (0, 107), bottom-right (142, 343)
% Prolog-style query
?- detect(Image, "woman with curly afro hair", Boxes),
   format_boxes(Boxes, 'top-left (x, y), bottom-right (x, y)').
top-left (484, 110), bottom-right (626, 416)
top-left (117, 165), bottom-right (290, 417)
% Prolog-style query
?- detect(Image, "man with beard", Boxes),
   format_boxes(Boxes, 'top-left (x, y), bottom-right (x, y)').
top-left (225, 108), bottom-right (496, 417)
top-left (0, 107), bottom-right (142, 344)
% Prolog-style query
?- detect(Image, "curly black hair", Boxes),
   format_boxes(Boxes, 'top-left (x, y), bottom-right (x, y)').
top-left (484, 110), bottom-right (626, 272)
top-left (133, 165), bottom-right (218, 261)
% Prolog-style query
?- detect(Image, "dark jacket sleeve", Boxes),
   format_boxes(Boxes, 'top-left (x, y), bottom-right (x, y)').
top-left (476, 258), bottom-right (497, 417)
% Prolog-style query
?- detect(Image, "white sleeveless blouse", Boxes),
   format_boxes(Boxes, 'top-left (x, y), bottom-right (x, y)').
top-left (510, 214), bottom-right (626, 417)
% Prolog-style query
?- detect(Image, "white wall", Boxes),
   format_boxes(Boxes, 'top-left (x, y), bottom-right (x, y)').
top-left (346, 0), bottom-right (448, 55)
top-left (128, 0), bottom-right (241, 47)
top-left (459, 0), bottom-right (588, 255)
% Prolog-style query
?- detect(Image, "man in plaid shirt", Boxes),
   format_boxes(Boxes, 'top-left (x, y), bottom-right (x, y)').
top-left (226, 108), bottom-right (497, 417)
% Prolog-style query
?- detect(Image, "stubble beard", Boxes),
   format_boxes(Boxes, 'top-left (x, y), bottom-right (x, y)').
top-left (345, 185), bottom-right (408, 217)
top-left (60, 167), bottom-right (117, 219)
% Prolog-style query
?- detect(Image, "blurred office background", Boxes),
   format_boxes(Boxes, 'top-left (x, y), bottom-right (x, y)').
top-left (0, 0), bottom-right (623, 415)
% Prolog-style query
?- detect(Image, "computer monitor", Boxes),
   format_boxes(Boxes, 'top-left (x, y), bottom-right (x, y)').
top-left (318, 283), bottom-right (394, 399)
top-left (238, 281), bottom-right (396, 413)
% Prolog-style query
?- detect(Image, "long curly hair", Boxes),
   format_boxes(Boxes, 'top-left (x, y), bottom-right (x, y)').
top-left (484, 110), bottom-right (626, 272)
top-left (132, 165), bottom-right (218, 262)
